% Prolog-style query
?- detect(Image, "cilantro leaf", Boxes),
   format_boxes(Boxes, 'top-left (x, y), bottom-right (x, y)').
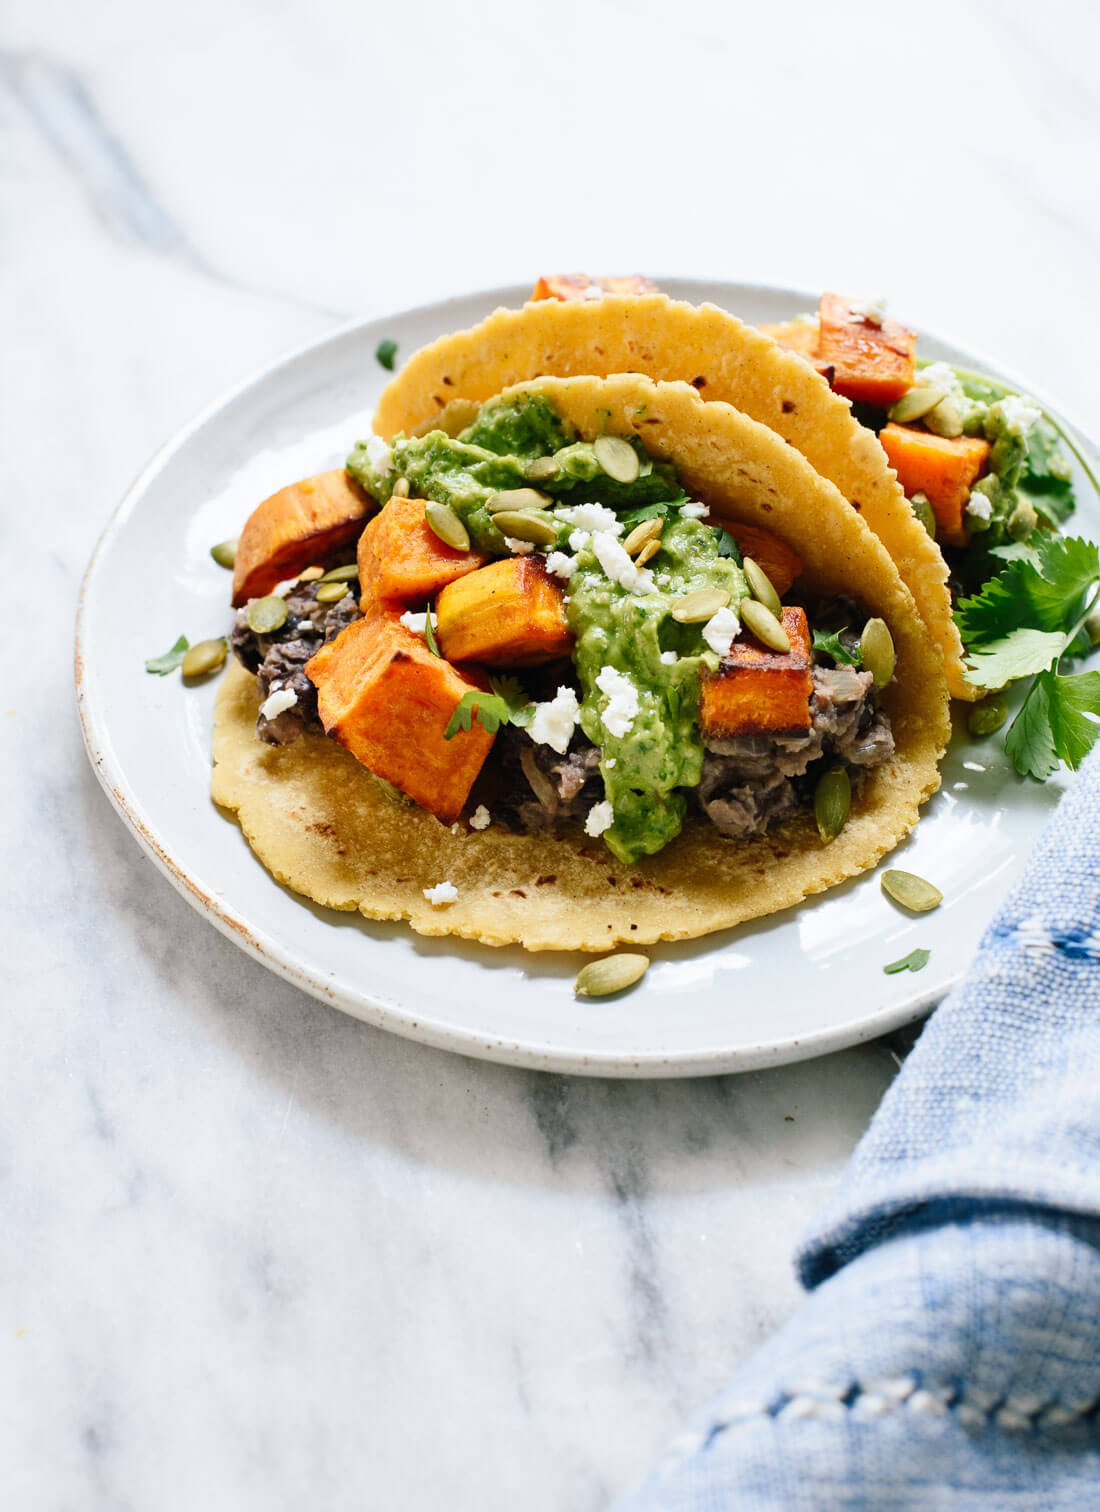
top-left (489, 674), bottom-right (534, 728)
top-left (957, 535), bottom-right (1100, 647)
top-left (884, 948), bottom-right (930, 976)
top-left (619, 500), bottom-right (673, 531)
top-left (963, 628), bottom-right (1072, 690)
top-left (812, 627), bottom-right (863, 668)
top-left (146, 635), bottom-right (189, 675)
top-left (1005, 670), bottom-right (1100, 780)
top-left (711, 526), bottom-right (743, 563)
top-left (423, 607), bottom-right (441, 658)
top-left (444, 681), bottom-right (536, 740)
top-left (375, 338), bottom-right (398, 371)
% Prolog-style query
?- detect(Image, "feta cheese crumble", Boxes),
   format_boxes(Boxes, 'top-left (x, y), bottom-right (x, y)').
top-left (680, 500), bottom-right (709, 520)
top-left (702, 606), bottom-right (740, 658)
top-left (595, 665), bottom-right (640, 738)
top-left (966, 491), bottom-right (993, 523)
top-left (591, 532), bottom-right (657, 594)
top-left (259, 687), bottom-right (298, 720)
top-left (545, 550), bottom-right (578, 580)
top-left (998, 395), bottom-right (1042, 439)
top-left (468, 805), bottom-right (491, 831)
top-left (849, 296), bottom-right (888, 327)
top-left (529, 686), bottom-right (581, 755)
top-left (271, 578), bottom-right (299, 598)
top-left (504, 536), bottom-right (535, 555)
top-left (659, 650), bottom-right (679, 665)
top-left (399, 610), bottom-right (428, 634)
top-left (584, 800), bottom-right (614, 837)
top-left (365, 432), bottom-right (394, 477)
top-left (556, 502), bottom-right (623, 537)
top-left (422, 881), bottom-right (459, 907)
top-left (915, 361), bottom-right (962, 395)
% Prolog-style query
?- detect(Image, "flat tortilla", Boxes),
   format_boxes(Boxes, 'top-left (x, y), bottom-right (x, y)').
top-left (212, 376), bottom-right (949, 953)
top-left (372, 294), bottom-right (973, 699)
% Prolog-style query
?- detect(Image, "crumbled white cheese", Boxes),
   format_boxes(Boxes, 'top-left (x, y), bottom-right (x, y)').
top-left (849, 296), bottom-right (888, 327)
top-left (529, 685), bottom-right (581, 755)
top-left (596, 665), bottom-right (640, 738)
top-left (399, 610), bottom-right (428, 634)
top-left (702, 605), bottom-right (741, 658)
top-left (556, 502), bottom-right (623, 537)
top-left (545, 550), bottom-right (578, 580)
top-left (915, 361), bottom-right (961, 395)
top-left (296, 618), bottom-right (319, 634)
top-left (966, 491), bottom-right (993, 523)
top-left (591, 532), bottom-right (658, 594)
top-left (680, 500), bottom-right (709, 520)
top-left (270, 578), bottom-right (298, 598)
top-left (422, 881), bottom-right (459, 906)
top-left (504, 536), bottom-right (535, 555)
top-left (365, 432), bottom-right (394, 477)
top-left (582, 283), bottom-right (605, 300)
top-left (259, 687), bottom-right (298, 720)
top-left (659, 650), bottom-right (679, 665)
top-left (469, 805), bottom-right (492, 831)
top-left (998, 395), bottom-right (1043, 438)
top-left (604, 757), bottom-right (616, 768)
top-left (568, 530), bottom-right (591, 553)
top-left (584, 800), bottom-right (614, 837)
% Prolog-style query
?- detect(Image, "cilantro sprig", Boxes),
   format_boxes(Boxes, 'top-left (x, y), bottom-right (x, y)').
top-left (958, 533), bottom-right (1100, 779)
top-left (443, 675), bottom-right (535, 740)
top-left (812, 627), bottom-right (863, 668)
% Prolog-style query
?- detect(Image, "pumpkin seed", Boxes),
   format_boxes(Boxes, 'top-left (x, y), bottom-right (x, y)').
top-left (319, 562), bottom-right (359, 582)
top-left (425, 500), bottom-right (470, 551)
top-left (910, 492), bottom-right (936, 540)
top-left (860, 617), bottom-right (895, 689)
top-left (525, 456), bottom-right (561, 484)
top-left (923, 396), bottom-right (963, 438)
top-left (391, 476), bottom-right (410, 498)
top-left (814, 765), bottom-right (850, 842)
top-left (743, 556), bottom-right (782, 617)
top-left (486, 487), bottom-right (553, 514)
top-left (299, 566), bottom-right (325, 582)
top-left (315, 581), bottom-right (350, 603)
top-left (574, 952), bottom-right (650, 998)
top-left (1007, 500), bottom-right (1038, 540)
top-left (671, 587), bottom-right (731, 624)
top-left (490, 510), bottom-right (559, 546)
top-left (210, 539), bottom-right (237, 569)
top-left (1086, 602), bottom-right (1100, 648)
top-left (967, 695), bottom-right (1008, 737)
top-left (635, 538), bottom-right (661, 568)
top-left (889, 387), bottom-right (945, 424)
top-left (246, 595), bottom-right (289, 634)
top-left (622, 517), bottom-right (663, 557)
top-left (181, 637), bottom-right (228, 679)
top-left (881, 869), bottom-right (942, 913)
top-left (741, 598), bottom-right (790, 652)
top-left (593, 434), bottom-right (640, 484)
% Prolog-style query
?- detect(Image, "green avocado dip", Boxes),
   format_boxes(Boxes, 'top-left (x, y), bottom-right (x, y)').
top-left (349, 395), bottom-right (756, 863)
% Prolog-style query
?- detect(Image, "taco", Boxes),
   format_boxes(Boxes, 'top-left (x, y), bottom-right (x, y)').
top-left (370, 291), bottom-right (968, 697)
top-left (212, 375), bottom-right (948, 952)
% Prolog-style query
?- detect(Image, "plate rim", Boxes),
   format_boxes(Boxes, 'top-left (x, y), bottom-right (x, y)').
top-left (74, 278), bottom-right (1093, 1077)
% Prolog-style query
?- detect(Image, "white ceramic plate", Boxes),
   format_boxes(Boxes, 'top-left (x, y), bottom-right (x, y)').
top-left (76, 280), bottom-right (1099, 1076)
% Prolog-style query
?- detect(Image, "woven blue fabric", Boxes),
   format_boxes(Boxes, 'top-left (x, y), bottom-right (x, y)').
top-left (619, 746), bottom-right (1100, 1510)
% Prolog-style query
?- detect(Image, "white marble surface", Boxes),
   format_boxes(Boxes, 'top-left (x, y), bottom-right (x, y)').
top-left (6, 1), bottom-right (1100, 1506)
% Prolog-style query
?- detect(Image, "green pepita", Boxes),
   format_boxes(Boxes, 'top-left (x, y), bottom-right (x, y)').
top-left (524, 456), bottom-right (561, 484)
top-left (319, 562), bottom-right (359, 582)
top-left (888, 387), bottom-right (945, 425)
top-left (622, 516), bottom-right (663, 557)
top-left (593, 434), bottom-right (640, 484)
top-left (814, 765), bottom-right (851, 843)
top-left (923, 396), bottom-right (963, 438)
top-left (741, 598), bottom-right (790, 652)
top-left (181, 637), bottom-right (228, 679)
top-left (671, 587), bottom-right (731, 624)
top-left (635, 537), bottom-right (661, 568)
top-left (574, 953), bottom-right (650, 998)
top-left (860, 618), bottom-right (895, 689)
top-left (881, 869), bottom-right (943, 914)
top-left (1007, 500), bottom-right (1038, 540)
top-left (425, 500), bottom-right (471, 551)
top-left (246, 595), bottom-right (289, 634)
top-left (910, 492), bottom-right (937, 540)
top-left (967, 695), bottom-right (1009, 737)
top-left (210, 539), bottom-right (238, 569)
top-left (1086, 602), bottom-right (1100, 648)
top-left (315, 581), bottom-right (350, 604)
top-left (486, 487), bottom-right (553, 514)
top-left (391, 476), bottom-right (411, 498)
top-left (491, 510), bottom-right (559, 547)
top-left (299, 565), bottom-right (325, 582)
top-left (743, 556), bottom-right (782, 617)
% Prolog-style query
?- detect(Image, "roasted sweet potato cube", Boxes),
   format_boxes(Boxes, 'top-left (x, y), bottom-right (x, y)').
top-left (306, 606), bottom-right (494, 824)
top-left (721, 523), bottom-right (804, 596)
top-left (357, 496), bottom-right (489, 607)
top-left (530, 273), bottom-right (658, 301)
top-left (435, 556), bottom-right (573, 667)
top-left (878, 424), bottom-right (991, 549)
top-left (231, 470), bottom-right (373, 606)
top-left (700, 607), bottom-right (813, 739)
top-left (817, 293), bottom-right (916, 407)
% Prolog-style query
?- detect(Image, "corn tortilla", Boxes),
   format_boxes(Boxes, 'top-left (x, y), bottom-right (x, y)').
top-left (212, 376), bottom-right (949, 953)
top-left (373, 294), bottom-right (973, 699)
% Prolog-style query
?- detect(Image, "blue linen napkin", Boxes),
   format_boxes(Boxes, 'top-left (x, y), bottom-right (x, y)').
top-left (619, 745), bottom-right (1100, 1509)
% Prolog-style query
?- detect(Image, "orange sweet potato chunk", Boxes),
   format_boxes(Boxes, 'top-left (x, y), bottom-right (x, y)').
top-left (530, 273), bottom-right (658, 301)
top-left (357, 496), bottom-right (489, 606)
top-left (722, 523), bottom-right (804, 596)
top-left (306, 606), bottom-right (494, 824)
top-left (700, 607), bottom-right (813, 739)
top-left (878, 424), bottom-right (991, 549)
top-left (436, 557), bottom-right (573, 667)
top-left (817, 293), bottom-right (916, 407)
top-left (232, 470), bottom-right (373, 606)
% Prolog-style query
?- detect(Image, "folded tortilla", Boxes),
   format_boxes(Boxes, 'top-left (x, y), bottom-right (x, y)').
top-left (372, 293), bottom-right (972, 699)
top-left (212, 375), bottom-right (949, 953)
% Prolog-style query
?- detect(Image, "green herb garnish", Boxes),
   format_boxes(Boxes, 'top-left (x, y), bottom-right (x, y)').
top-left (375, 338), bottom-right (398, 371)
top-left (884, 948), bottom-right (931, 976)
top-left (423, 607), bottom-right (441, 658)
top-left (711, 525), bottom-right (743, 563)
top-left (145, 635), bottom-right (189, 675)
top-left (812, 627), bottom-right (863, 668)
top-left (443, 677), bottom-right (534, 739)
